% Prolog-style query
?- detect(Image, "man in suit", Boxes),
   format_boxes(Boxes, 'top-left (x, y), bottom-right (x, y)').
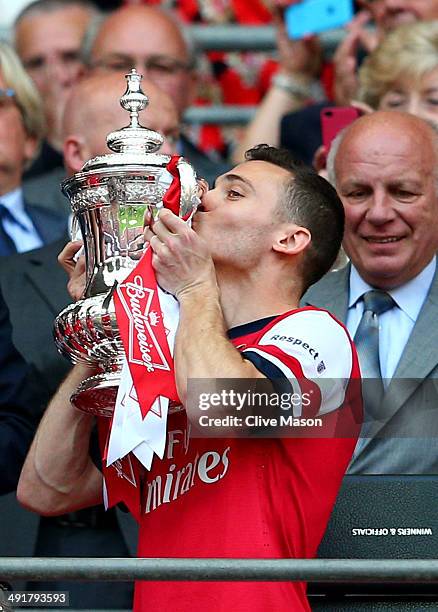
top-left (0, 71), bottom-right (181, 609)
top-left (23, 166), bottom-right (70, 219)
top-left (82, 4), bottom-right (230, 186)
top-left (303, 110), bottom-right (438, 474)
top-left (0, 286), bottom-right (49, 496)
top-left (0, 41), bottom-right (66, 256)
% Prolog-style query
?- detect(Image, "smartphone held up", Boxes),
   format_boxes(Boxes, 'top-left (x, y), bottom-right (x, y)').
top-left (320, 106), bottom-right (362, 153)
top-left (284, 0), bottom-right (354, 40)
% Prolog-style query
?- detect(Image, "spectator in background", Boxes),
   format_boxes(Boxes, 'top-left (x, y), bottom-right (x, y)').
top-left (0, 71), bottom-right (179, 610)
top-left (238, 0), bottom-right (438, 165)
top-left (303, 111), bottom-right (438, 474)
top-left (334, 0), bottom-right (438, 106)
top-left (83, 4), bottom-right (230, 185)
top-left (123, 0), bottom-right (285, 159)
top-left (232, 0), bottom-right (326, 163)
top-left (14, 0), bottom-right (98, 179)
top-left (313, 20), bottom-right (438, 175)
top-left (356, 20), bottom-right (438, 123)
top-left (0, 41), bottom-right (66, 256)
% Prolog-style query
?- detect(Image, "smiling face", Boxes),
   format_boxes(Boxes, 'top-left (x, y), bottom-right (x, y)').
top-left (335, 112), bottom-right (438, 289)
top-left (379, 66), bottom-right (438, 121)
top-left (193, 160), bottom-right (291, 270)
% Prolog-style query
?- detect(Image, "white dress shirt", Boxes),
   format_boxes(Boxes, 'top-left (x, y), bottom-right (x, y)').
top-left (346, 258), bottom-right (436, 381)
top-left (0, 187), bottom-right (43, 253)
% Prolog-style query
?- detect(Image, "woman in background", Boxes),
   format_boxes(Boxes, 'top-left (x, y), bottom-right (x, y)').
top-left (356, 20), bottom-right (438, 122)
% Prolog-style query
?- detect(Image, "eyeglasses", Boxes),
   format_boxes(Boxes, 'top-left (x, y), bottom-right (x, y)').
top-left (91, 55), bottom-right (192, 77)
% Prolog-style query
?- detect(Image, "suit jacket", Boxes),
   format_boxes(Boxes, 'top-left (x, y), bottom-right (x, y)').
top-left (25, 201), bottom-right (67, 246)
top-left (302, 264), bottom-right (438, 474)
top-left (0, 238), bottom-right (138, 569)
top-left (23, 167), bottom-right (70, 219)
top-left (0, 237), bottom-right (71, 396)
top-left (0, 288), bottom-right (48, 495)
top-left (24, 139), bottom-right (63, 180)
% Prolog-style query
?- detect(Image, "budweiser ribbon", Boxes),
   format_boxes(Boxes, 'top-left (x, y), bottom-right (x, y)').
top-left (163, 155), bottom-right (182, 216)
top-left (112, 154), bottom-right (185, 421)
top-left (113, 247), bottom-right (179, 416)
top-left (107, 289), bottom-right (179, 469)
top-left (103, 156), bottom-right (186, 512)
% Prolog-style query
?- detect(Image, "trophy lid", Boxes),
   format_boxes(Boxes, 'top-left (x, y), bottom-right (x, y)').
top-left (80, 68), bottom-right (167, 172)
top-left (61, 69), bottom-right (200, 222)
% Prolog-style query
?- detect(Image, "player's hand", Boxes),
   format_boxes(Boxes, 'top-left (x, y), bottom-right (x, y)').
top-left (272, 2), bottom-right (322, 81)
top-left (58, 240), bottom-right (86, 301)
top-left (333, 10), bottom-right (377, 106)
top-left (144, 208), bottom-right (216, 300)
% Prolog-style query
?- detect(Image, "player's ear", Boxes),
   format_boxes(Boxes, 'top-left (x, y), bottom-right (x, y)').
top-left (272, 224), bottom-right (311, 256)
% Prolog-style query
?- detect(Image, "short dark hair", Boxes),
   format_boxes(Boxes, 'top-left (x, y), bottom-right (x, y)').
top-left (245, 144), bottom-right (345, 292)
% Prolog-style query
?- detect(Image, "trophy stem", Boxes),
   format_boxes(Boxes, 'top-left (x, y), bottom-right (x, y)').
top-left (71, 371), bottom-right (121, 417)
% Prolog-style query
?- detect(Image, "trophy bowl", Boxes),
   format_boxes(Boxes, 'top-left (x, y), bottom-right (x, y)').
top-left (54, 69), bottom-right (201, 417)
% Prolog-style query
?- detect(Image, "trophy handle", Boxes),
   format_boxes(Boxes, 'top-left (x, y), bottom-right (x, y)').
top-left (176, 157), bottom-right (201, 220)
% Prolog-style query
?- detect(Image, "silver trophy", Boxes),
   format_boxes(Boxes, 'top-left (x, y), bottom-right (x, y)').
top-left (54, 69), bottom-right (201, 417)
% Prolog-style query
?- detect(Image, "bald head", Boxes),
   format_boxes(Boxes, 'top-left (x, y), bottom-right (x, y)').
top-left (328, 110), bottom-right (438, 289)
top-left (86, 5), bottom-right (196, 117)
top-left (344, 109), bottom-right (436, 138)
top-left (328, 111), bottom-right (438, 186)
top-left (63, 72), bottom-right (179, 174)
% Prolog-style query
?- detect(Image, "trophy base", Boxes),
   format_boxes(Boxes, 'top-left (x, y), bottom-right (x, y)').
top-left (71, 372), bottom-right (120, 417)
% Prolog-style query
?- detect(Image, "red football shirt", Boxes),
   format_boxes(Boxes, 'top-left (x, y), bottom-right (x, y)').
top-left (134, 308), bottom-right (362, 611)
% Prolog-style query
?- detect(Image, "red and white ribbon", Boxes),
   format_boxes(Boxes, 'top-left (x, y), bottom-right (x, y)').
top-left (101, 156), bottom-right (187, 515)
